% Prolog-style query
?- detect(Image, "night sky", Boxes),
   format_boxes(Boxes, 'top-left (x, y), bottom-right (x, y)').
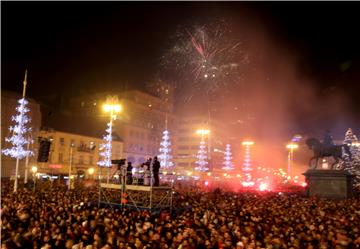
top-left (2, 2), bottom-right (360, 139)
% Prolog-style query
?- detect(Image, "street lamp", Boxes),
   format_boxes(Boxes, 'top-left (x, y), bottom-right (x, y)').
top-left (242, 141), bottom-right (254, 146)
top-left (99, 96), bottom-right (122, 183)
top-left (196, 129), bottom-right (210, 136)
top-left (31, 166), bottom-right (37, 192)
top-left (88, 167), bottom-right (95, 179)
top-left (286, 143), bottom-right (299, 177)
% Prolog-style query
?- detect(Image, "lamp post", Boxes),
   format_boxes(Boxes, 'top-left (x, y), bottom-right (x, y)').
top-left (286, 143), bottom-right (298, 178)
top-left (99, 96), bottom-right (122, 183)
top-left (68, 143), bottom-right (75, 190)
top-left (31, 166), bottom-right (37, 192)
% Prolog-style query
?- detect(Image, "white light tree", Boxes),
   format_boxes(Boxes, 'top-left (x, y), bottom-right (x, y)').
top-left (97, 122), bottom-right (113, 168)
top-left (97, 96), bottom-right (122, 184)
top-left (222, 144), bottom-right (234, 170)
top-left (158, 130), bottom-right (174, 170)
top-left (195, 140), bottom-right (209, 172)
top-left (2, 71), bottom-right (34, 192)
top-left (242, 141), bottom-right (254, 186)
top-left (344, 128), bottom-right (358, 145)
top-left (342, 128), bottom-right (360, 187)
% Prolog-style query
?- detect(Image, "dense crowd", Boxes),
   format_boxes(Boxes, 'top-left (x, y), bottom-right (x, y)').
top-left (1, 180), bottom-right (360, 249)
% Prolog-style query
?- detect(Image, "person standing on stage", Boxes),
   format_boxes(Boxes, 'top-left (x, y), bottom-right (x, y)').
top-left (143, 157), bottom-right (152, 185)
top-left (126, 162), bottom-right (133, 184)
top-left (152, 156), bottom-right (160, 186)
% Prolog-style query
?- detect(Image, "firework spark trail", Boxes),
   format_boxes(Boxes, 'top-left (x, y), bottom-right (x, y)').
top-left (160, 21), bottom-right (248, 102)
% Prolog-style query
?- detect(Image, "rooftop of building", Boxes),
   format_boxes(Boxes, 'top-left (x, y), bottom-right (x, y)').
top-left (41, 112), bottom-right (123, 142)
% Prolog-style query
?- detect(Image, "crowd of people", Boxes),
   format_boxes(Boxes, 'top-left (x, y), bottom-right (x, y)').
top-left (1, 179), bottom-right (360, 249)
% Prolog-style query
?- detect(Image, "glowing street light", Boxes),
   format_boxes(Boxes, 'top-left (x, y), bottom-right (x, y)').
top-left (286, 142), bottom-right (299, 177)
top-left (103, 103), bottom-right (122, 113)
top-left (286, 143), bottom-right (299, 150)
top-left (31, 165), bottom-right (37, 174)
top-left (196, 129), bottom-right (210, 135)
top-left (88, 167), bottom-right (95, 179)
top-left (242, 141), bottom-right (254, 146)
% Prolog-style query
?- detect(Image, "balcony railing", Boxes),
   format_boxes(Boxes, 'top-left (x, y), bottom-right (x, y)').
top-left (77, 145), bottom-right (96, 153)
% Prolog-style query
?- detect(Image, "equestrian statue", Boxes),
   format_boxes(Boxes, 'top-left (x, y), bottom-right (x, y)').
top-left (305, 130), bottom-right (351, 170)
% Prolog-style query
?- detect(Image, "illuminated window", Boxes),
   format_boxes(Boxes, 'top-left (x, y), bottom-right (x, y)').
top-left (90, 141), bottom-right (96, 150)
top-left (60, 138), bottom-right (65, 146)
top-left (58, 153), bottom-right (63, 163)
top-left (79, 156), bottom-right (84, 164)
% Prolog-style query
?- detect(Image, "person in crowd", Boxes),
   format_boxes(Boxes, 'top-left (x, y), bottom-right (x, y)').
top-left (152, 156), bottom-right (160, 186)
top-left (1, 179), bottom-right (360, 249)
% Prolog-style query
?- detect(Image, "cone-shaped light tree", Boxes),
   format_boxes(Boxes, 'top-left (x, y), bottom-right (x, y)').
top-left (98, 122), bottom-right (113, 168)
top-left (195, 129), bottom-right (210, 172)
top-left (97, 96), bottom-right (122, 183)
top-left (242, 141), bottom-right (254, 186)
top-left (2, 71), bottom-right (34, 192)
top-left (222, 144), bottom-right (234, 170)
top-left (158, 130), bottom-right (174, 169)
top-left (342, 128), bottom-right (360, 187)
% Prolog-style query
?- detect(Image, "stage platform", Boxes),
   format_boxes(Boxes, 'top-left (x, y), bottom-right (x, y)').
top-left (99, 182), bottom-right (173, 212)
top-left (100, 183), bottom-right (172, 191)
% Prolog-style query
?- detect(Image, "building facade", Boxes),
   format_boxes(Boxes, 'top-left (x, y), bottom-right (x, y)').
top-left (173, 115), bottom-right (230, 175)
top-left (66, 90), bottom-right (177, 166)
top-left (1, 90), bottom-right (42, 178)
top-left (37, 129), bottom-right (123, 178)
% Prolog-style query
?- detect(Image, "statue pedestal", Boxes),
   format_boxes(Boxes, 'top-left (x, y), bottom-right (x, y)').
top-left (303, 170), bottom-right (354, 199)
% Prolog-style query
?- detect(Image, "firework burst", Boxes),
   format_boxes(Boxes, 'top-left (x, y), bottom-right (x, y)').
top-left (161, 20), bottom-right (248, 98)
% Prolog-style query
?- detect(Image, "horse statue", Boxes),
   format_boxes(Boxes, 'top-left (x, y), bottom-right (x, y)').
top-left (305, 138), bottom-right (351, 170)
